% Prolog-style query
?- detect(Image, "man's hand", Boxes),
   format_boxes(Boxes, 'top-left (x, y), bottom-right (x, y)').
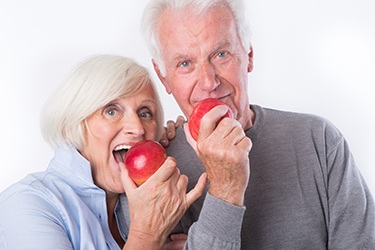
top-left (185, 105), bottom-right (252, 206)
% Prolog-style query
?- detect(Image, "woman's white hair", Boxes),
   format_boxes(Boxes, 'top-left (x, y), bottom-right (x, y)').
top-left (40, 55), bottom-right (164, 150)
top-left (141, 0), bottom-right (252, 76)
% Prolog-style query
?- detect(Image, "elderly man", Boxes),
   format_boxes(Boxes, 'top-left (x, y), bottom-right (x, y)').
top-left (138, 0), bottom-right (375, 249)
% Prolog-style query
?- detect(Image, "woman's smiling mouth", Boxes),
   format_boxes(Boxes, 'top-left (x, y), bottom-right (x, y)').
top-left (113, 144), bottom-right (131, 163)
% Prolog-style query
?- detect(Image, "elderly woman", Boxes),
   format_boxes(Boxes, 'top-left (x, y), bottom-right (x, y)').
top-left (0, 55), bottom-right (206, 249)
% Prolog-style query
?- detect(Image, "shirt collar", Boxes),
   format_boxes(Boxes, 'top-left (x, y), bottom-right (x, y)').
top-left (49, 146), bottom-right (96, 188)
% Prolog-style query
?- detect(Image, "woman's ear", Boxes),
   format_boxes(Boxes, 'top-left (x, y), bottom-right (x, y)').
top-left (152, 59), bottom-right (172, 94)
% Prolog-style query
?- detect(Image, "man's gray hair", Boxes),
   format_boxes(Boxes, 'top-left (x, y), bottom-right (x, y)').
top-left (141, 0), bottom-right (252, 76)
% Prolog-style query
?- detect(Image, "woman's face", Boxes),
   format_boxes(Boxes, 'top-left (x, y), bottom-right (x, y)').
top-left (80, 85), bottom-right (159, 194)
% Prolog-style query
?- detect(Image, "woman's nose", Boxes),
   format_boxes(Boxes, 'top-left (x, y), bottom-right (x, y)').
top-left (122, 113), bottom-right (145, 137)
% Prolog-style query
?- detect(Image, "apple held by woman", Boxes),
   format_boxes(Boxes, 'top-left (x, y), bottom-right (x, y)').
top-left (124, 140), bottom-right (167, 186)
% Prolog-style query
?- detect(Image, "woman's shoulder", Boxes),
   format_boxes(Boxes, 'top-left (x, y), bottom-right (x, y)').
top-left (0, 172), bottom-right (59, 211)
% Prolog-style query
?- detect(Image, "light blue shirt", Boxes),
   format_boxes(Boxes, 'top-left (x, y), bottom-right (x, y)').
top-left (0, 147), bottom-right (128, 249)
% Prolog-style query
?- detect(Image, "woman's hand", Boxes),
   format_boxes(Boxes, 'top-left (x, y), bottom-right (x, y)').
top-left (159, 115), bottom-right (185, 147)
top-left (120, 158), bottom-right (206, 250)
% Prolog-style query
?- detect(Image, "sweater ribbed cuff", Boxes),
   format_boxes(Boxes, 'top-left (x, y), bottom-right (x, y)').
top-left (196, 193), bottom-right (246, 241)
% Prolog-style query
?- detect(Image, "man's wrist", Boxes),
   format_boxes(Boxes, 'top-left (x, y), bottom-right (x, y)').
top-left (191, 193), bottom-right (245, 241)
top-left (208, 184), bottom-right (246, 206)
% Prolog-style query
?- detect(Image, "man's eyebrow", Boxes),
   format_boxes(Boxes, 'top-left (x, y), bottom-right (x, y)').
top-left (169, 54), bottom-right (191, 67)
top-left (169, 41), bottom-right (231, 64)
top-left (210, 41), bottom-right (231, 54)
top-left (172, 54), bottom-right (189, 62)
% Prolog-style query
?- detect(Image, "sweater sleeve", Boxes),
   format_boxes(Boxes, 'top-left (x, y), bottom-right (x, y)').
top-left (324, 124), bottom-right (375, 248)
top-left (184, 193), bottom-right (245, 250)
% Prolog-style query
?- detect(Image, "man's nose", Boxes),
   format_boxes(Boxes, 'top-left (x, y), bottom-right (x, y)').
top-left (122, 113), bottom-right (145, 137)
top-left (197, 62), bottom-right (220, 92)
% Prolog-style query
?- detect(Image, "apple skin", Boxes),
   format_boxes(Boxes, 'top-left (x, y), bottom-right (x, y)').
top-left (124, 140), bottom-right (167, 186)
top-left (189, 98), bottom-right (234, 141)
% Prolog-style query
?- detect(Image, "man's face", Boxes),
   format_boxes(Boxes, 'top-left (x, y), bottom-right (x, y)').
top-left (154, 4), bottom-right (254, 130)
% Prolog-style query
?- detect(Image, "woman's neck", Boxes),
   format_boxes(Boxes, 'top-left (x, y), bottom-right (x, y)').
top-left (106, 194), bottom-right (125, 248)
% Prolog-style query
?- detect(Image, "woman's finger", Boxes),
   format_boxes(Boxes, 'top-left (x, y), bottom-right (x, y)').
top-left (176, 174), bottom-right (189, 194)
top-left (145, 157), bottom-right (177, 183)
top-left (119, 162), bottom-right (137, 193)
top-left (159, 127), bottom-right (170, 147)
top-left (186, 173), bottom-right (207, 207)
top-left (174, 115), bottom-right (186, 128)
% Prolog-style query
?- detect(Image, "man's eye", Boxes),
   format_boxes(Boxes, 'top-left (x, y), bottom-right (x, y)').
top-left (179, 61), bottom-right (190, 68)
top-left (217, 51), bottom-right (228, 58)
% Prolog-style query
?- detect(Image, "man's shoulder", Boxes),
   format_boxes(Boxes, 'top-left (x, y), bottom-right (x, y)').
top-left (253, 104), bottom-right (334, 129)
top-left (249, 104), bottom-right (344, 148)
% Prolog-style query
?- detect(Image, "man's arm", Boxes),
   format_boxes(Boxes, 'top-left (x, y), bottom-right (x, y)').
top-left (324, 123), bottom-right (375, 248)
top-left (184, 193), bottom-right (245, 250)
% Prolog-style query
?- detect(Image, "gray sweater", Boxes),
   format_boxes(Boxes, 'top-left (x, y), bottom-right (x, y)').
top-left (166, 105), bottom-right (375, 249)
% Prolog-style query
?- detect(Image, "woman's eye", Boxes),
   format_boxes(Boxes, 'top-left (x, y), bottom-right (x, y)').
top-left (139, 108), bottom-right (153, 119)
top-left (106, 109), bottom-right (117, 116)
top-left (103, 105), bottom-right (122, 118)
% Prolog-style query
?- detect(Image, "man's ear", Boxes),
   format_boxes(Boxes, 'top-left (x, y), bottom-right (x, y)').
top-left (247, 45), bottom-right (254, 73)
top-left (152, 59), bottom-right (172, 94)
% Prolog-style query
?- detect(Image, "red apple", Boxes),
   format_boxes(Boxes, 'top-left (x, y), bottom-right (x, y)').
top-left (124, 140), bottom-right (167, 186)
top-left (189, 98), bottom-right (234, 141)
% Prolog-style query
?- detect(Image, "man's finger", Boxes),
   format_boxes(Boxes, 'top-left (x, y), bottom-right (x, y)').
top-left (198, 105), bottom-right (231, 140)
top-left (183, 122), bottom-right (197, 151)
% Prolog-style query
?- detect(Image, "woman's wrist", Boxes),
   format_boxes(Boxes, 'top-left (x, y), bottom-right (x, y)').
top-left (124, 227), bottom-right (165, 250)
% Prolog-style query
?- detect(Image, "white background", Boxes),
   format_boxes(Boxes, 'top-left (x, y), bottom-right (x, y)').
top-left (0, 0), bottom-right (374, 195)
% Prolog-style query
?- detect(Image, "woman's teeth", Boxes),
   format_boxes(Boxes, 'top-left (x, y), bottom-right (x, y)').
top-left (113, 145), bottom-right (131, 163)
top-left (114, 144), bottom-right (131, 151)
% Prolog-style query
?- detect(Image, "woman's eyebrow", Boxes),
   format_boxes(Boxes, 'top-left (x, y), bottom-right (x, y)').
top-left (140, 99), bottom-right (157, 106)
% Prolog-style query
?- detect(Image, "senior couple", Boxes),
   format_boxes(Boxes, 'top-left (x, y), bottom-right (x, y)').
top-left (0, 0), bottom-right (374, 249)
